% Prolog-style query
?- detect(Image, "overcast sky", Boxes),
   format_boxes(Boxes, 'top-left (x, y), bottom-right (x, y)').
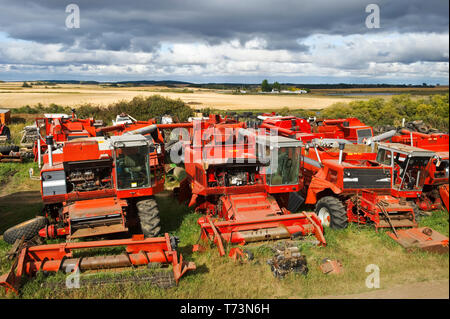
top-left (0, 0), bottom-right (448, 84)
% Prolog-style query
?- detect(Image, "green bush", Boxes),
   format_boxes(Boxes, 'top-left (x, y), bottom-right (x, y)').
top-left (11, 95), bottom-right (194, 123)
top-left (321, 94), bottom-right (449, 131)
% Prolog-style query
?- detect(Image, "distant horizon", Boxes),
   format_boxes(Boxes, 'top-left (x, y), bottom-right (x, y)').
top-left (1, 79), bottom-right (448, 86)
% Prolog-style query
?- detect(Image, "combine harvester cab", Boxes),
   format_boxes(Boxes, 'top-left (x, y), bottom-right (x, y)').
top-left (177, 117), bottom-right (326, 256)
top-left (390, 130), bottom-right (449, 212)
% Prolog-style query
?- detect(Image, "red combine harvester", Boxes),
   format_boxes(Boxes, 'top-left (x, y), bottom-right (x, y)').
top-left (1, 122), bottom-right (196, 293)
top-left (33, 111), bottom-right (104, 164)
top-left (3, 124), bottom-right (167, 244)
top-left (300, 142), bottom-right (436, 230)
top-left (260, 116), bottom-right (374, 144)
top-left (314, 118), bottom-right (374, 143)
top-left (391, 129), bottom-right (449, 212)
top-left (260, 115), bottom-right (435, 231)
top-left (175, 115), bottom-right (326, 256)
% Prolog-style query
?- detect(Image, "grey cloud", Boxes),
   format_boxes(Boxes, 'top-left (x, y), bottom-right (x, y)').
top-left (0, 0), bottom-right (447, 52)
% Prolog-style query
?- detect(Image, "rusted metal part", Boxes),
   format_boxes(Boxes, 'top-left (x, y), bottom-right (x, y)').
top-left (198, 211), bottom-right (326, 256)
top-left (439, 184), bottom-right (449, 212)
top-left (347, 191), bottom-right (417, 231)
top-left (320, 258), bottom-right (344, 275)
top-left (0, 234), bottom-right (195, 294)
top-left (267, 243), bottom-right (308, 278)
top-left (388, 227), bottom-right (449, 254)
top-left (228, 247), bottom-right (245, 262)
top-left (192, 244), bottom-right (207, 253)
top-left (205, 216), bottom-right (225, 256)
top-left (0, 153), bottom-right (23, 162)
top-left (41, 270), bottom-right (177, 290)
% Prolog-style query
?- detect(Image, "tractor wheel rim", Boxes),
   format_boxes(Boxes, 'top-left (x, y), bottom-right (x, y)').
top-left (318, 207), bottom-right (331, 227)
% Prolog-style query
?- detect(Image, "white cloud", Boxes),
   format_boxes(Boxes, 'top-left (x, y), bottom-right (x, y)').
top-left (0, 31), bottom-right (448, 82)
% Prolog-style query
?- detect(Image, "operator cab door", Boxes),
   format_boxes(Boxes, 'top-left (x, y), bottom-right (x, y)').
top-left (112, 139), bottom-right (152, 190)
top-left (256, 135), bottom-right (301, 193)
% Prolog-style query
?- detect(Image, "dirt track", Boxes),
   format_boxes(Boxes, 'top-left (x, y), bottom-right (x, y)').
top-left (319, 280), bottom-right (449, 299)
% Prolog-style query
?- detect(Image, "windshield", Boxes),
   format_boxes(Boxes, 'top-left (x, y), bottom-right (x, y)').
top-left (376, 148), bottom-right (392, 166)
top-left (115, 145), bottom-right (150, 189)
top-left (268, 146), bottom-right (300, 185)
top-left (435, 159), bottom-right (449, 179)
top-left (357, 129), bottom-right (372, 143)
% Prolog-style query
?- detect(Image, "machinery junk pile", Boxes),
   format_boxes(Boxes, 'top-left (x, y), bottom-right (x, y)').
top-left (267, 241), bottom-right (309, 278)
top-left (0, 108), bottom-right (25, 163)
top-left (1, 116), bottom-right (196, 294)
top-left (0, 110), bottom-right (448, 294)
top-left (259, 114), bottom-right (448, 251)
top-left (172, 114), bottom-right (326, 256)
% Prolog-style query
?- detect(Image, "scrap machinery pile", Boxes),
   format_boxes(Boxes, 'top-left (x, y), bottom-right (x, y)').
top-left (259, 115), bottom-right (446, 233)
top-left (1, 115), bottom-right (196, 294)
top-left (173, 114), bottom-right (326, 256)
top-left (1, 110), bottom-right (448, 294)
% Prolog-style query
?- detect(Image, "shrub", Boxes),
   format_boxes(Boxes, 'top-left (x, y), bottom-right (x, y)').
top-left (12, 95), bottom-right (194, 123)
top-left (321, 94), bottom-right (449, 131)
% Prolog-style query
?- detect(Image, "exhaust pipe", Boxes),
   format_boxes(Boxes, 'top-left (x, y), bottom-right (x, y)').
top-left (46, 135), bottom-right (54, 167)
top-left (124, 124), bottom-right (157, 136)
top-left (338, 142), bottom-right (345, 164)
top-left (37, 138), bottom-right (41, 168)
top-left (314, 145), bottom-right (322, 164)
top-left (365, 129), bottom-right (397, 145)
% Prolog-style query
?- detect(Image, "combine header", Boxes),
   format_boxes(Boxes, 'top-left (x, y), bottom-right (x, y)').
top-left (0, 234), bottom-right (195, 294)
top-left (175, 115), bottom-right (326, 256)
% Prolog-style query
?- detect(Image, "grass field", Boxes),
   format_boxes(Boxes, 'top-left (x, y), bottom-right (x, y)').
top-left (1, 82), bottom-right (447, 111)
top-left (0, 162), bottom-right (448, 299)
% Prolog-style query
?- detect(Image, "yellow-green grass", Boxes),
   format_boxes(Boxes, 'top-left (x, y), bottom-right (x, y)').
top-left (0, 187), bottom-right (448, 299)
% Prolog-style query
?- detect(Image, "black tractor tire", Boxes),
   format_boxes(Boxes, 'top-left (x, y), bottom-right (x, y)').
top-left (3, 216), bottom-right (48, 245)
top-left (0, 145), bottom-right (19, 155)
top-left (315, 196), bottom-right (348, 229)
top-left (136, 198), bottom-right (161, 238)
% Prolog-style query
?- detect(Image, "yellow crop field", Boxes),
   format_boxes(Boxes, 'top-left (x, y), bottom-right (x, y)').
top-left (0, 82), bottom-right (363, 110)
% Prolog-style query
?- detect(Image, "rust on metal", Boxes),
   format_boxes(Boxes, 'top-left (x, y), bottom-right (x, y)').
top-left (388, 227), bottom-right (449, 254)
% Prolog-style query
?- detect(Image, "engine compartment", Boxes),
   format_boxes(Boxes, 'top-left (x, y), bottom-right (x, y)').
top-left (64, 159), bottom-right (113, 193)
top-left (206, 165), bottom-right (261, 187)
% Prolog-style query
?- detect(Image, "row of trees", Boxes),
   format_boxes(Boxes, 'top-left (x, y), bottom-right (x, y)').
top-left (261, 79), bottom-right (281, 92)
top-left (261, 79), bottom-right (310, 93)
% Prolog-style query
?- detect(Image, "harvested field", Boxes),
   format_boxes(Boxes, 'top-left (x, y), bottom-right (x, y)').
top-left (0, 83), bottom-right (366, 110)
